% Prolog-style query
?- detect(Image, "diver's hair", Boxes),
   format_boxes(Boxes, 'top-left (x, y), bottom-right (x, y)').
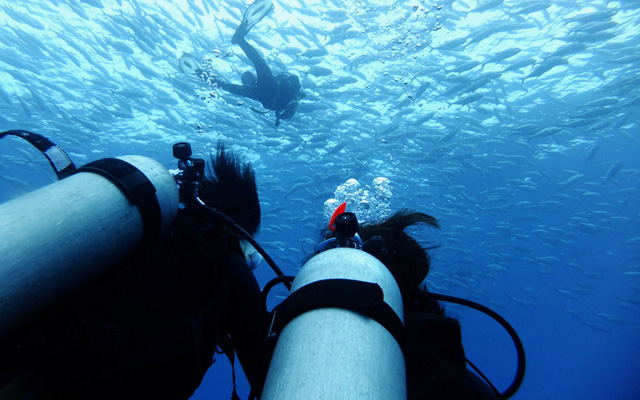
top-left (314, 209), bottom-right (440, 310)
top-left (358, 210), bottom-right (439, 296)
top-left (198, 142), bottom-right (261, 236)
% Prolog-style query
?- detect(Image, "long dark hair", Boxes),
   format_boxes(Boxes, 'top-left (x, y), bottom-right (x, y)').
top-left (197, 142), bottom-right (261, 236)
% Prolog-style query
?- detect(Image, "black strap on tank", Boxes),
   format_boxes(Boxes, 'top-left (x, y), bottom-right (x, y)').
top-left (0, 129), bottom-right (77, 179)
top-left (76, 158), bottom-right (162, 240)
top-left (267, 279), bottom-right (405, 352)
top-left (218, 335), bottom-right (242, 400)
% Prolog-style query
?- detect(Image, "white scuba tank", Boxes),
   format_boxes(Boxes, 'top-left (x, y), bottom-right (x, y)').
top-left (0, 155), bottom-right (178, 338)
top-left (261, 247), bottom-right (406, 400)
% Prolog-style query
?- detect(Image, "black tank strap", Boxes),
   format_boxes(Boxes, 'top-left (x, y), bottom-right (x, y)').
top-left (268, 279), bottom-right (405, 351)
top-left (0, 130), bottom-right (77, 180)
top-left (218, 335), bottom-right (242, 400)
top-left (76, 158), bottom-right (162, 240)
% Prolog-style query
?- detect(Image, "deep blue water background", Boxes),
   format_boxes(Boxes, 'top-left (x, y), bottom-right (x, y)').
top-left (1, 0), bottom-right (639, 399)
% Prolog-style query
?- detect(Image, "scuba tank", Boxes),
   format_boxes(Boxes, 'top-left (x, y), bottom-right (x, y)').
top-left (261, 212), bottom-right (407, 400)
top-left (0, 130), bottom-right (179, 338)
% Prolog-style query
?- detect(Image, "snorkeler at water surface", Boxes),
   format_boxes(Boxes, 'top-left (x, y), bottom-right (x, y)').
top-left (180, 0), bottom-right (305, 127)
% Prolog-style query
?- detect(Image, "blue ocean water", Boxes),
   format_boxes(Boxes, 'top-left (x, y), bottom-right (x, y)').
top-left (1, 0), bottom-right (639, 399)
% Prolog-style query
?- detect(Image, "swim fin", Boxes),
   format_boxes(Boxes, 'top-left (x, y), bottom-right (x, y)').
top-left (178, 53), bottom-right (205, 81)
top-left (232, 0), bottom-right (274, 44)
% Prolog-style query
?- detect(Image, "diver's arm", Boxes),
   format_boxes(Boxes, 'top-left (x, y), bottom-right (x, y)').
top-left (274, 99), bottom-right (298, 123)
top-left (467, 371), bottom-right (501, 399)
top-left (226, 250), bottom-right (271, 394)
top-left (215, 80), bottom-right (265, 104)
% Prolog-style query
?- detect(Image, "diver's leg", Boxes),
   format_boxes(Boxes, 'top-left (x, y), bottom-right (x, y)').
top-left (232, 0), bottom-right (274, 44)
top-left (226, 252), bottom-right (270, 396)
top-left (237, 38), bottom-right (275, 86)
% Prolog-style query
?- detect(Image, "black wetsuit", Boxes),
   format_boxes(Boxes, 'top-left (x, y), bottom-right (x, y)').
top-left (405, 308), bottom-right (500, 399)
top-left (214, 38), bottom-right (302, 125)
top-left (0, 209), bottom-right (270, 400)
top-left (364, 238), bottom-right (499, 399)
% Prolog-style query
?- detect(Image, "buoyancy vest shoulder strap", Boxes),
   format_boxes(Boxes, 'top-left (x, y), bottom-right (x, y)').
top-left (0, 130), bottom-right (77, 180)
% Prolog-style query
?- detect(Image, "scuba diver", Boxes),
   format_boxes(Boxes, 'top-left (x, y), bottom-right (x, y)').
top-left (0, 139), bottom-right (272, 399)
top-left (311, 210), bottom-right (496, 399)
top-left (179, 0), bottom-right (305, 127)
top-left (306, 206), bottom-right (525, 399)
